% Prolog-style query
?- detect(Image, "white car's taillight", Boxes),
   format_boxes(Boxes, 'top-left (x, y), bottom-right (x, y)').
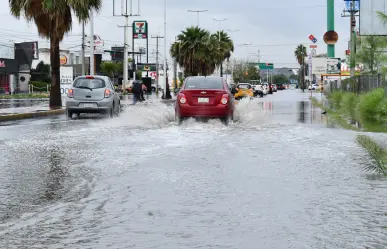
top-left (67, 89), bottom-right (74, 98)
top-left (104, 89), bottom-right (111, 98)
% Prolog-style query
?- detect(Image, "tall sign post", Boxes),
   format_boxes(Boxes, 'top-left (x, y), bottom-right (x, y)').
top-left (133, 20), bottom-right (148, 79)
top-left (327, 0), bottom-right (335, 57)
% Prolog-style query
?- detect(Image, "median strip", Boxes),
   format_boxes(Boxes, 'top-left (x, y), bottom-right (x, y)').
top-left (0, 109), bottom-right (65, 121)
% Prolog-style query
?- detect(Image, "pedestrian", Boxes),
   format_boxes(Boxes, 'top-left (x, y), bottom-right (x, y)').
top-left (131, 81), bottom-right (142, 105)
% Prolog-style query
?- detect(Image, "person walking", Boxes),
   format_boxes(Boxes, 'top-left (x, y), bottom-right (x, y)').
top-left (141, 83), bottom-right (147, 101)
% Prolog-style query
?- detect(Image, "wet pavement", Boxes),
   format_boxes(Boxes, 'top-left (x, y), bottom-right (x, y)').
top-left (1, 89), bottom-right (386, 249)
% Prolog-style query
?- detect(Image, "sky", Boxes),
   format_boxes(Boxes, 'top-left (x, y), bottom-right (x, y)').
top-left (0, 0), bottom-right (353, 69)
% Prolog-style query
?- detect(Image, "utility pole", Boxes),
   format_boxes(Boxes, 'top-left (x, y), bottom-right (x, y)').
top-left (81, 21), bottom-right (85, 75)
top-left (342, 0), bottom-right (359, 80)
top-left (114, 0), bottom-right (139, 87)
top-left (187, 10), bottom-right (208, 26)
top-left (213, 18), bottom-right (228, 77)
top-left (327, 0), bottom-right (335, 57)
top-left (152, 35), bottom-right (164, 94)
top-left (89, 11), bottom-right (95, 75)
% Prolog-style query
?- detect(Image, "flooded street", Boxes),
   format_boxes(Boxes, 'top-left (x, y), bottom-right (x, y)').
top-left (1, 90), bottom-right (386, 248)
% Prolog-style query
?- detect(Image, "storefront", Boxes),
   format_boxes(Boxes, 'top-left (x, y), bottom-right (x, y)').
top-left (0, 58), bottom-right (18, 94)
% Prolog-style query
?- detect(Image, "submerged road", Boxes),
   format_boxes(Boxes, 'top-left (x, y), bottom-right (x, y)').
top-left (1, 89), bottom-right (386, 248)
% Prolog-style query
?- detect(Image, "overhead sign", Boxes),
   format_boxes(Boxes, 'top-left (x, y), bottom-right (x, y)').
top-left (308, 34), bottom-right (317, 43)
top-left (60, 66), bottom-right (73, 96)
top-left (133, 21), bottom-right (148, 39)
top-left (326, 58), bottom-right (341, 74)
top-left (258, 63), bottom-right (274, 70)
top-left (312, 58), bottom-right (327, 74)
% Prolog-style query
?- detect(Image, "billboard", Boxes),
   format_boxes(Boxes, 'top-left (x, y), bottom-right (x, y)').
top-left (60, 66), bottom-right (73, 96)
top-left (359, 0), bottom-right (387, 35)
top-left (312, 58), bottom-right (327, 74)
top-left (326, 58), bottom-right (341, 74)
top-left (85, 34), bottom-right (104, 54)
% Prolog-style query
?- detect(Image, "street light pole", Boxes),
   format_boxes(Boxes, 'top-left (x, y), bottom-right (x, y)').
top-left (163, 0), bottom-right (167, 98)
top-left (90, 10), bottom-right (94, 75)
top-left (187, 10), bottom-right (208, 26)
top-left (213, 18), bottom-right (227, 77)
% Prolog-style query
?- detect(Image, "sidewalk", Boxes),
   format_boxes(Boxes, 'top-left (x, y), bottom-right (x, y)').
top-left (0, 105), bottom-right (65, 121)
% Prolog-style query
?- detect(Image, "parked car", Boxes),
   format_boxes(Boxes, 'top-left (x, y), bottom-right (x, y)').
top-left (271, 84), bottom-right (277, 92)
top-left (66, 75), bottom-right (121, 118)
top-left (175, 76), bottom-right (235, 125)
top-left (234, 83), bottom-right (254, 100)
top-left (276, 84), bottom-right (286, 90)
top-left (308, 84), bottom-right (318, 90)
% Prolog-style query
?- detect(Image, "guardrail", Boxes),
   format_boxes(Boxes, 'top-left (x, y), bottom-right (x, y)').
top-left (29, 84), bottom-right (50, 94)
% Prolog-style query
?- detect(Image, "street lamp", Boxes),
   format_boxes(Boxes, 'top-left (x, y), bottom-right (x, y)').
top-left (163, 0), bottom-right (168, 98)
top-left (187, 10), bottom-right (208, 26)
top-left (213, 18), bottom-right (228, 77)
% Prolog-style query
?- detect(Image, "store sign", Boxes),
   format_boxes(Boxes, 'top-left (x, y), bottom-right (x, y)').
top-left (60, 67), bottom-right (73, 96)
top-left (133, 21), bottom-right (148, 39)
top-left (60, 55), bottom-right (67, 65)
top-left (0, 58), bottom-right (18, 73)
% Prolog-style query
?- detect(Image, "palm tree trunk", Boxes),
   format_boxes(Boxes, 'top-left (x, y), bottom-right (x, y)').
top-left (49, 34), bottom-right (62, 108)
top-left (302, 60), bottom-right (305, 92)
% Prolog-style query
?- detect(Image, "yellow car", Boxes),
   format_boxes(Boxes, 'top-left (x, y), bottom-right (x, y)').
top-left (234, 83), bottom-right (254, 100)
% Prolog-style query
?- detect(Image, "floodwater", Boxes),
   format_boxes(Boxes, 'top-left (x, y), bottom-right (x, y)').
top-left (1, 90), bottom-right (386, 249)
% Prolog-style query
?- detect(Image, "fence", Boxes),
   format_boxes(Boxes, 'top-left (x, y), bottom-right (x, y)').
top-left (327, 74), bottom-right (385, 94)
top-left (29, 84), bottom-right (50, 94)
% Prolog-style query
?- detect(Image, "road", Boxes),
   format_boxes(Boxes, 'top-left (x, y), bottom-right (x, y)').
top-left (1, 89), bottom-right (386, 249)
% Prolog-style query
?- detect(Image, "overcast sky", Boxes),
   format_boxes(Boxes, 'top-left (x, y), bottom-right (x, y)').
top-left (0, 0), bottom-right (352, 68)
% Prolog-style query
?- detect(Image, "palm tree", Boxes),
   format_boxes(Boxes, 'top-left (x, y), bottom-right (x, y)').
top-left (294, 44), bottom-right (307, 91)
top-left (100, 61), bottom-right (122, 82)
top-left (170, 26), bottom-right (234, 76)
top-left (212, 31), bottom-right (234, 76)
top-left (9, 0), bottom-right (102, 108)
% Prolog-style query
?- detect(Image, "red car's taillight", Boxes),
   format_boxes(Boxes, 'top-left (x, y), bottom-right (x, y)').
top-left (104, 89), bottom-right (111, 98)
top-left (67, 89), bottom-right (74, 98)
top-left (221, 94), bottom-right (229, 105)
top-left (178, 93), bottom-right (187, 104)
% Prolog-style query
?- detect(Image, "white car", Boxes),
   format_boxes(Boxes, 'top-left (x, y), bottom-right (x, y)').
top-left (308, 84), bottom-right (318, 90)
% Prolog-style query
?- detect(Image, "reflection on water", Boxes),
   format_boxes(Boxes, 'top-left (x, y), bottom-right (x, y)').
top-left (298, 101), bottom-right (306, 123)
top-left (0, 99), bottom-right (48, 109)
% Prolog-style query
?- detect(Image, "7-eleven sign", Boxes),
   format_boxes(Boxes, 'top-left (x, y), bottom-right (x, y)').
top-left (133, 21), bottom-right (148, 39)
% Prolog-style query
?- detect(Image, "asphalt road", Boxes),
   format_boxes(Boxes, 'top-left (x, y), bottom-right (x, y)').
top-left (1, 89), bottom-right (386, 249)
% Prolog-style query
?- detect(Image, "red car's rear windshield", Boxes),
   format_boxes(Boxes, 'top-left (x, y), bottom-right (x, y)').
top-left (184, 78), bottom-right (223, 89)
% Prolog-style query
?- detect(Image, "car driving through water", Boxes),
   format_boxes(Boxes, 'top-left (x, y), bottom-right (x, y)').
top-left (175, 76), bottom-right (235, 125)
top-left (65, 75), bottom-right (121, 118)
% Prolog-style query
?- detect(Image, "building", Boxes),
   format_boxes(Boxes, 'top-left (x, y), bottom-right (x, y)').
top-left (0, 42), bottom-right (18, 94)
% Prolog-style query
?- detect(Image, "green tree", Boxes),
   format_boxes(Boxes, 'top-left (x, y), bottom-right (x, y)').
top-left (356, 36), bottom-right (387, 74)
top-left (273, 74), bottom-right (288, 84)
top-left (31, 61), bottom-right (51, 83)
top-left (294, 44), bottom-right (307, 91)
top-left (9, 0), bottom-right (102, 107)
top-left (100, 61), bottom-right (122, 81)
top-left (170, 26), bottom-right (234, 76)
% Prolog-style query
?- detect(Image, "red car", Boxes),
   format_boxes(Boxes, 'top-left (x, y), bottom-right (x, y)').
top-left (175, 76), bottom-right (235, 125)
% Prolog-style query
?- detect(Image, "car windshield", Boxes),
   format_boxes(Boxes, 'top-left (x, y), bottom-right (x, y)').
top-left (184, 77), bottom-right (223, 89)
top-left (73, 78), bottom-right (105, 89)
top-left (238, 84), bottom-right (251, 89)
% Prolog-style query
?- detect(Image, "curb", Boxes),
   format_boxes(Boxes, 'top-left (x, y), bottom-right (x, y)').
top-left (0, 109), bottom-right (65, 122)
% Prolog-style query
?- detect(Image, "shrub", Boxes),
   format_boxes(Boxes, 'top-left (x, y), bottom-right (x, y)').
top-left (358, 88), bottom-right (384, 122)
top-left (340, 92), bottom-right (358, 119)
top-left (329, 91), bottom-right (344, 109)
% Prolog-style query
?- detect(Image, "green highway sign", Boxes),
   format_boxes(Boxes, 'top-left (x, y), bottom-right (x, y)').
top-left (258, 63), bottom-right (274, 70)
